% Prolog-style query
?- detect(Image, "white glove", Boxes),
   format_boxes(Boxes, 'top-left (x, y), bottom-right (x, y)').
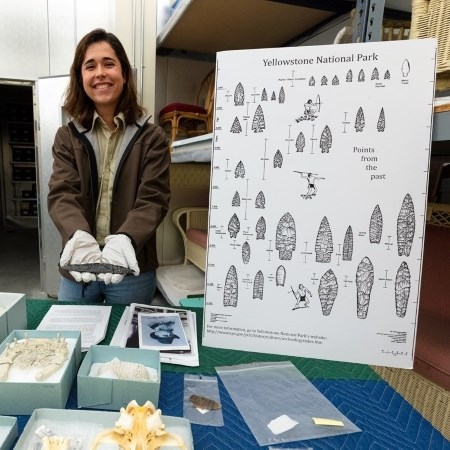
top-left (59, 230), bottom-right (102, 283)
top-left (98, 234), bottom-right (140, 284)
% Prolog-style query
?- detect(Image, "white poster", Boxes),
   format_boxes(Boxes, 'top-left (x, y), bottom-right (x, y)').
top-left (203, 39), bottom-right (437, 368)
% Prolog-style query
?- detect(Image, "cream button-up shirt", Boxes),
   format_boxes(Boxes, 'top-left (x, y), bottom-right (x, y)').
top-left (92, 112), bottom-right (125, 245)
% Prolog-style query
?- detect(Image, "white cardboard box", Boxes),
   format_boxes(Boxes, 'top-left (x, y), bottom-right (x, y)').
top-left (0, 416), bottom-right (17, 450)
top-left (77, 345), bottom-right (161, 410)
top-left (0, 293), bottom-right (26, 343)
top-left (0, 330), bottom-right (82, 415)
top-left (14, 408), bottom-right (193, 449)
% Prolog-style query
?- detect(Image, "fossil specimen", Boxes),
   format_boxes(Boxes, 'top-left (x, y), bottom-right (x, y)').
top-left (224, 265), bottom-right (238, 307)
top-left (356, 257), bottom-right (374, 319)
top-left (275, 212), bottom-right (296, 260)
top-left (397, 193), bottom-right (415, 257)
top-left (41, 436), bottom-right (71, 450)
top-left (315, 216), bottom-right (333, 263)
top-left (395, 261), bottom-right (411, 318)
top-left (253, 270), bottom-right (264, 300)
top-left (369, 205), bottom-right (383, 244)
top-left (61, 263), bottom-right (132, 275)
top-left (0, 334), bottom-right (68, 382)
top-left (96, 358), bottom-right (155, 382)
top-left (318, 269), bottom-right (338, 316)
top-left (276, 265), bottom-right (286, 286)
top-left (91, 400), bottom-right (187, 450)
top-left (342, 226), bottom-right (353, 261)
top-left (189, 394), bottom-right (221, 410)
top-left (242, 241), bottom-right (251, 264)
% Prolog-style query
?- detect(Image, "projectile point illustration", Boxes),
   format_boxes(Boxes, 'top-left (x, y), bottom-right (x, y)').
top-left (309, 76), bottom-right (315, 86)
top-left (255, 216), bottom-right (267, 240)
top-left (228, 213), bottom-right (241, 238)
top-left (296, 95), bottom-right (321, 122)
top-left (318, 269), bottom-right (338, 316)
top-left (371, 67), bottom-right (380, 80)
top-left (343, 226), bottom-right (354, 261)
top-left (384, 70), bottom-right (391, 80)
top-left (369, 204), bottom-right (383, 244)
top-left (276, 265), bottom-right (286, 286)
top-left (397, 193), bottom-right (415, 257)
top-left (234, 82), bottom-right (245, 105)
top-left (276, 212), bottom-right (296, 260)
top-left (253, 270), bottom-right (264, 300)
top-left (255, 191), bottom-right (266, 208)
top-left (315, 216), bottom-right (333, 262)
top-left (232, 191), bottom-right (241, 207)
top-left (358, 69), bottom-right (365, 82)
top-left (261, 88), bottom-right (268, 101)
top-left (235, 160), bottom-right (245, 178)
top-left (224, 265), bottom-right (238, 307)
top-left (271, 91), bottom-right (276, 101)
top-left (273, 149), bottom-right (283, 168)
top-left (346, 69), bottom-right (353, 82)
top-left (252, 104), bottom-right (266, 133)
top-left (377, 108), bottom-right (386, 132)
top-left (355, 107), bottom-right (365, 132)
top-left (231, 116), bottom-right (242, 133)
top-left (320, 125), bottom-right (332, 153)
top-left (401, 59), bottom-right (411, 77)
top-left (356, 256), bottom-right (374, 319)
top-left (296, 132), bottom-right (306, 152)
top-left (321, 75), bottom-right (328, 86)
top-left (395, 261), bottom-right (411, 318)
top-left (279, 87), bottom-right (286, 103)
top-left (332, 75), bottom-right (339, 85)
top-left (292, 283), bottom-right (312, 310)
top-left (242, 241), bottom-right (251, 264)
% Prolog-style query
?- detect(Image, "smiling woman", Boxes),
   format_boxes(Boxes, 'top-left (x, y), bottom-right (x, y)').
top-left (47, 29), bottom-right (171, 305)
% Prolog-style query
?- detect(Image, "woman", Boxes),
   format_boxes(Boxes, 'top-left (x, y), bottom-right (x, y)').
top-left (48, 29), bottom-right (171, 304)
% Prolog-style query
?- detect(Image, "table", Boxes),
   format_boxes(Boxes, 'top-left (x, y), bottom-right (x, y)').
top-left (14, 299), bottom-right (450, 449)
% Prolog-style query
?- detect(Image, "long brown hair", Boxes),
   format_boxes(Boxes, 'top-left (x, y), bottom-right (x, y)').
top-left (63, 28), bottom-right (146, 128)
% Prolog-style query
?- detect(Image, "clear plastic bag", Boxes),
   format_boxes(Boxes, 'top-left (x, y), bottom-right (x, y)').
top-left (183, 374), bottom-right (224, 426)
top-left (216, 361), bottom-right (360, 447)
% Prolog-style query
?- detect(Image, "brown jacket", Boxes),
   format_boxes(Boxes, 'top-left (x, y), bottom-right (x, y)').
top-left (48, 116), bottom-right (171, 277)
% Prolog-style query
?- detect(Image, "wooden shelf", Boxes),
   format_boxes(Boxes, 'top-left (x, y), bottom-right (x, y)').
top-left (157, 0), bottom-right (353, 53)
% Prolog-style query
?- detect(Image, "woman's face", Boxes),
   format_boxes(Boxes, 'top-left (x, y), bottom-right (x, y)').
top-left (81, 41), bottom-right (126, 113)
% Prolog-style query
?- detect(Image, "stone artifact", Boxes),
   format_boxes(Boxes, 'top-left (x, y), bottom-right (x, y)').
top-left (91, 400), bottom-right (187, 450)
top-left (0, 334), bottom-right (68, 382)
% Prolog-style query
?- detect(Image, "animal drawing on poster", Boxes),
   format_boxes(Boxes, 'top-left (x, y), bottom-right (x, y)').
top-left (224, 265), bottom-right (238, 307)
top-left (291, 283), bottom-right (312, 310)
top-left (315, 216), bottom-right (333, 262)
top-left (318, 269), bottom-right (338, 316)
top-left (395, 261), bottom-right (411, 318)
top-left (296, 95), bottom-right (321, 122)
top-left (356, 256), bottom-right (374, 319)
top-left (397, 193), bottom-right (415, 256)
top-left (275, 212), bottom-right (296, 260)
top-left (369, 205), bottom-right (383, 244)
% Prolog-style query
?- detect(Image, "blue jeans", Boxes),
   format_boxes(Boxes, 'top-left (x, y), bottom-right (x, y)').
top-left (58, 271), bottom-right (156, 305)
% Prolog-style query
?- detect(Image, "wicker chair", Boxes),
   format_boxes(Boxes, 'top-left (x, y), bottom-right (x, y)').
top-left (159, 70), bottom-right (215, 144)
top-left (410, 0), bottom-right (450, 91)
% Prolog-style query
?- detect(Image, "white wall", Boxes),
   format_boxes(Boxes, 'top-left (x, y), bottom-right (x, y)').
top-left (0, 0), bottom-right (157, 116)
